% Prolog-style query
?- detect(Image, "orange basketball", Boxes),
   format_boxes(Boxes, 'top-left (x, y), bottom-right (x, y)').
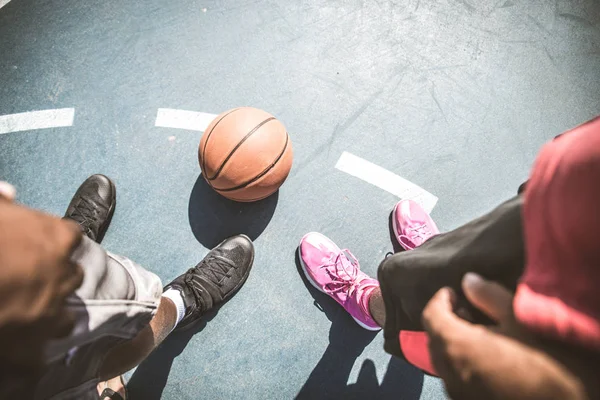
top-left (198, 107), bottom-right (293, 202)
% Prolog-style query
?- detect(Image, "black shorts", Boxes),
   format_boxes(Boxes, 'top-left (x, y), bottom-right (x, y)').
top-left (377, 195), bottom-right (525, 359)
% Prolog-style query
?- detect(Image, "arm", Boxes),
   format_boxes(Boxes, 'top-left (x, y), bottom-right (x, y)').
top-left (422, 274), bottom-right (598, 400)
top-left (0, 187), bottom-right (84, 396)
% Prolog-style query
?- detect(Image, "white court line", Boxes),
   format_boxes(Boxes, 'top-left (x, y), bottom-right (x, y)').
top-left (0, 0), bottom-right (12, 10)
top-left (155, 108), bottom-right (218, 132)
top-left (335, 151), bottom-right (438, 213)
top-left (0, 108), bottom-right (75, 135)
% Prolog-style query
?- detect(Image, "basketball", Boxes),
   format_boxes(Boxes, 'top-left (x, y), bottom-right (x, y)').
top-left (198, 107), bottom-right (293, 202)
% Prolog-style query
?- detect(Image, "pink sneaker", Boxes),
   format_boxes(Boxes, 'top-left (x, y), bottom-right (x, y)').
top-left (393, 199), bottom-right (440, 250)
top-left (299, 232), bottom-right (380, 331)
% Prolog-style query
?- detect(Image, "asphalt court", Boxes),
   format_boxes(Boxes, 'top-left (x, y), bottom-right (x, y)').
top-left (1, 0), bottom-right (599, 398)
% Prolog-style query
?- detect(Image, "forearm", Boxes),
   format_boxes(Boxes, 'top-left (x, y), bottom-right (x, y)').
top-left (445, 334), bottom-right (590, 400)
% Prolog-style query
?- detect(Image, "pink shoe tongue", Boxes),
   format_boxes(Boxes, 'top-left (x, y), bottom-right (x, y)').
top-left (333, 252), bottom-right (357, 278)
top-left (411, 235), bottom-right (424, 245)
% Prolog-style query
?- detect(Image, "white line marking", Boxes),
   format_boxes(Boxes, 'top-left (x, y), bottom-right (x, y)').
top-left (0, 0), bottom-right (12, 10)
top-left (0, 108), bottom-right (75, 135)
top-left (155, 109), bottom-right (218, 132)
top-left (335, 151), bottom-right (438, 213)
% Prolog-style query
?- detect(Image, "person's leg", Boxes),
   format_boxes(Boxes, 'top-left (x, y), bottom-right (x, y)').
top-left (97, 233), bottom-right (254, 381)
top-left (39, 174), bottom-right (164, 399)
top-left (367, 286), bottom-right (436, 374)
top-left (297, 199), bottom-right (442, 375)
top-left (378, 196), bottom-right (525, 375)
top-left (37, 176), bottom-right (255, 400)
top-left (88, 234), bottom-right (253, 400)
top-left (366, 199), bottom-right (441, 330)
top-left (377, 200), bottom-right (440, 374)
top-left (63, 175), bottom-right (168, 395)
top-left (298, 232), bottom-right (381, 331)
top-left (297, 230), bottom-right (436, 374)
top-left (298, 199), bottom-right (440, 331)
top-left (97, 297), bottom-right (176, 380)
top-left (368, 288), bottom-right (386, 327)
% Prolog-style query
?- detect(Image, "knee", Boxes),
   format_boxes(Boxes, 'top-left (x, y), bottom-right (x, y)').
top-left (377, 253), bottom-right (406, 284)
top-left (106, 253), bottom-right (162, 304)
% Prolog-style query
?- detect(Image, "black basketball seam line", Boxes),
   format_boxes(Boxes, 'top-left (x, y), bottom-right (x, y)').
top-left (201, 107), bottom-right (242, 181)
top-left (206, 117), bottom-right (276, 181)
top-left (206, 116), bottom-right (276, 181)
top-left (200, 107), bottom-right (242, 185)
top-left (226, 194), bottom-right (271, 202)
top-left (214, 132), bottom-right (289, 192)
top-left (214, 132), bottom-right (290, 192)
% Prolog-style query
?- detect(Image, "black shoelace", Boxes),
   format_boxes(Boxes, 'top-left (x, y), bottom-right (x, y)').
top-left (70, 197), bottom-right (102, 236)
top-left (184, 255), bottom-right (236, 307)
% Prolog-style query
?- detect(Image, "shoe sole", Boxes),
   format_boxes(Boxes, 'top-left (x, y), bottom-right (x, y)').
top-left (96, 174), bottom-right (117, 244)
top-left (298, 233), bottom-right (380, 332)
top-left (174, 234), bottom-right (255, 332)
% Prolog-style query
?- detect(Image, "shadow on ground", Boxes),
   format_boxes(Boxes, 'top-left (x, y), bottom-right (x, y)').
top-left (294, 250), bottom-right (423, 400)
top-left (127, 308), bottom-right (219, 400)
top-left (388, 210), bottom-right (406, 254)
top-left (128, 176), bottom-right (279, 398)
top-left (188, 175), bottom-right (279, 248)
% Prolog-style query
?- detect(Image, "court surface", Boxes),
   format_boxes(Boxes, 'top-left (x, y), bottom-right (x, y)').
top-left (1, 0), bottom-right (599, 398)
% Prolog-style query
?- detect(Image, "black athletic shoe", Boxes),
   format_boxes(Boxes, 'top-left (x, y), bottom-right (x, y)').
top-left (64, 174), bottom-right (116, 243)
top-left (164, 235), bottom-right (254, 331)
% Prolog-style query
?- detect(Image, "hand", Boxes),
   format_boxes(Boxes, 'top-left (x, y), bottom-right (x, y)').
top-left (422, 273), bottom-right (585, 400)
top-left (0, 199), bottom-right (84, 371)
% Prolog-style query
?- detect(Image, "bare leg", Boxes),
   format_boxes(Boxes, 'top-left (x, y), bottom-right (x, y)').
top-left (368, 287), bottom-right (386, 327)
top-left (98, 297), bottom-right (177, 381)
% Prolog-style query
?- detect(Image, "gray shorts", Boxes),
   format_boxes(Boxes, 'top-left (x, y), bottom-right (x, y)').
top-left (35, 236), bottom-right (163, 400)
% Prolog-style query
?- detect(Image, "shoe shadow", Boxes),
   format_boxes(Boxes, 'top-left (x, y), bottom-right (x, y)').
top-left (388, 211), bottom-right (406, 255)
top-left (188, 175), bottom-right (279, 248)
top-left (126, 309), bottom-right (219, 400)
top-left (294, 250), bottom-right (423, 400)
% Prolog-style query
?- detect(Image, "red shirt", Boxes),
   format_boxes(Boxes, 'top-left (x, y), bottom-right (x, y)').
top-left (514, 116), bottom-right (600, 351)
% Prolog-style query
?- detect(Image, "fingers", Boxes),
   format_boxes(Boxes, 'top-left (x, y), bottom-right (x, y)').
top-left (46, 218), bottom-right (85, 339)
top-left (462, 273), bottom-right (514, 323)
top-left (0, 181), bottom-right (16, 201)
top-left (422, 287), bottom-right (470, 339)
top-left (423, 288), bottom-right (481, 381)
top-left (59, 218), bottom-right (84, 260)
top-left (455, 306), bottom-right (476, 323)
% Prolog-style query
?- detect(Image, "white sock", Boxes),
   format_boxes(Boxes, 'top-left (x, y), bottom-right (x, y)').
top-left (162, 288), bottom-right (186, 330)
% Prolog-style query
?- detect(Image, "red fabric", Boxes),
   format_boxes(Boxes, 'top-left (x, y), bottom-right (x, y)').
top-left (399, 331), bottom-right (437, 375)
top-left (514, 116), bottom-right (600, 351)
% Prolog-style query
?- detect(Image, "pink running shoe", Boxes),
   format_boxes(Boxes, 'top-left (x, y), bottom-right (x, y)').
top-left (393, 199), bottom-right (440, 250)
top-left (299, 232), bottom-right (380, 331)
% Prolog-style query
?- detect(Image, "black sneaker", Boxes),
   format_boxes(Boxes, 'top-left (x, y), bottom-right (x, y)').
top-left (164, 235), bottom-right (254, 331)
top-left (64, 174), bottom-right (116, 243)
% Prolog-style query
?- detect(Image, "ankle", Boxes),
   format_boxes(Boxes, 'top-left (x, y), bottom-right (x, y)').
top-left (367, 288), bottom-right (386, 327)
top-left (356, 284), bottom-right (378, 317)
top-left (161, 289), bottom-right (186, 331)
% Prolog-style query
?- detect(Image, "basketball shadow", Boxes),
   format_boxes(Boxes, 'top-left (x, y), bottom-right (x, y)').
top-left (188, 175), bottom-right (279, 248)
